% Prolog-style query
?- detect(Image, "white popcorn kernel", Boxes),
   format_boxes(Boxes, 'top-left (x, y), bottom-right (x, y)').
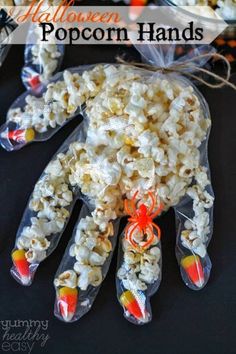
top-left (181, 229), bottom-right (207, 257)
top-left (149, 247), bottom-right (161, 261)
top-left (16, 236), bottom-right (31, 250)
top-left (45, 159), bottom-right (63, 177)
top-left (195, 169), bottom-right (210, 189)
top-left (75, 245), bottom-right (90, 263)
top-left (54, 270), bottom-right (77, 288)
top-left (97, 238), bottom-right (112, 253)
top-left (84, 237), bottom-right (97, 251)
top-left (124, 251), bottom-right (141, 265)
top-left (25, 249), bottom-right (46, 263)
top-left (139, 263), bottom-right (160, 284)
top-left (89, 251), bottom-right (106, 266)
top-left (30, 237), bottom-right (50, 251)
top-left (75, 264), bottom-right (91, 290)
top-left (89, 267), bottom-right (102, 287)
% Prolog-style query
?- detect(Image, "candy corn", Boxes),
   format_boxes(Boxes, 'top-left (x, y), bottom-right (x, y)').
top-left (129, 0), bottom-right (148, 21)
top-left (58, 287), bottom-right (78, 322)
top-left (120, 290), bottom-right (143, 320)
top-left (28, 75), bottom-right (41, 89)
top-left (1, 128), bottom-right (35, 144)
top-left (181, 255), bottom-right (204, 288)
top-left (12, 249), bottom-right (30, 285)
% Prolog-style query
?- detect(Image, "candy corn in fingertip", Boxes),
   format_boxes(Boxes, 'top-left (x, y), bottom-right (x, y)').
top-left (120, 290), bottom-right (143, 320)
top-left (1, 128), bottom-right (35, 144)
top-left (58, 287), bottom-right (78, 322)
top-left (129, 0), bottom-right (147, 21)
top-left (28, 75), bottom-right (41, 89)
top-left (12, 249), bottom-right (30, 285)
top-left (181, 255), bottom-right (204, 288)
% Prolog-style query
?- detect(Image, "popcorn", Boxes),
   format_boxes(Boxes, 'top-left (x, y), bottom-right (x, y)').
top-left (74, 264), bottom-right (102, 290)
top-left (22, 19), bottom-right (61, 90)
top-left (195, 168), bottom-right (210, 189)
top-left (15, 162), bottom-right (74, 267)
top-left (89, 251), bottom-right (106, 266)
top-left (88, 267), bottom-right (103, 287)
top-left (117, 268), bottom-right (148, 292)
top-left (65, 217), bottom-right (113, 290)
top-left (30, 237), bottom-right (50, 251)
top-left (92, 208), bottom-right (117, 230)
top-left (139, 262), bottom-right (161, 284)
top-left (74, 245), bottom-right (90, 263)
top-left (45, 159), bottom-right (64, 177)
top-left (124, 251), bottom-right (141, 265)
top-left (171, 0), bottom-right (236, 20)
top-left (97, 238), bottom-right (112, 253)
top-left (181, 229), bottom-right (207, 257)
top-left (11, 64), bottom-right (213, 295)
top-left (216, 0), bottom-right (236, 19)
top-left (21, 218), bottom-right (62, 239)
top-left (2, 0), bottom-right (14, 5)
top-left (118, 241), bottom-right (161, 291)
top-left (16, 236), bottom-right (31, 250)
top-left (54, 270), bottom-right (78, 289)
top-left (25, 249), bottom-right (47, 263)
top-left (31, 42), bottom-right (62, 83)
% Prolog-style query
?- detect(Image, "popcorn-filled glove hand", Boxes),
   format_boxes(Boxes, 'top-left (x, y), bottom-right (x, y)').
top-left (8, 63), bottom-right (214, 324)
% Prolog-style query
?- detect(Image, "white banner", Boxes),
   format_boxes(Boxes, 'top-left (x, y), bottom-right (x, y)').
top-left (0, 4), bottom-right (228, 45)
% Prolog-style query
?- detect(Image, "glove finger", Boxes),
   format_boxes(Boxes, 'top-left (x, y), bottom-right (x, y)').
top-left (0, 73), bottom-right (80, 152)
top-left (117, 227), bottom-right (162, 325)
top-left (174, 182), bottom-right (214, 290)
top-left (54, 203), bottom-right (120, 323)
top-left (10, 123), bottom-right (84, 286)
top-left (0, 63), bottom-right (102, 151)
top-left (22, 23), bottom-right (65, 91)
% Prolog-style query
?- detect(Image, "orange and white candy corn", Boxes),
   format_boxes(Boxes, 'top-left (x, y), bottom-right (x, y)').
top-left (12, 249), bottom-right (30, 285)
top-left (181, 255), bottom-right (204, 288)
top-left (1, 128), bottom-right (35, 144)
top-left (120, 290), bottom-right (143, 320)
top-left (58, 287), bottom-right (78, 322)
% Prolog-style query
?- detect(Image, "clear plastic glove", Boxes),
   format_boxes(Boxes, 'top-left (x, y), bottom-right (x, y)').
top-left (3, 48), bottom-right (214, 324)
